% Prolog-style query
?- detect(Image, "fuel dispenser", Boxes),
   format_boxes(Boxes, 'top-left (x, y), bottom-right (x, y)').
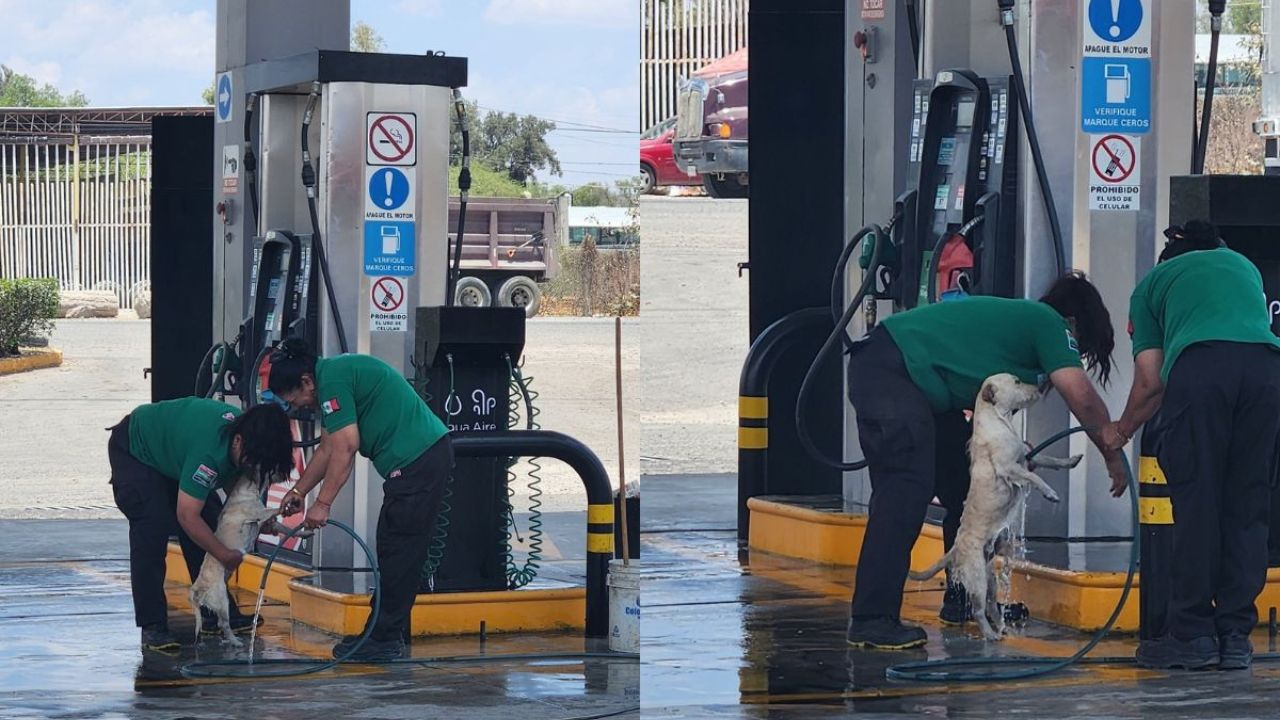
top-left (894, 71), bottom-right (1019, 307)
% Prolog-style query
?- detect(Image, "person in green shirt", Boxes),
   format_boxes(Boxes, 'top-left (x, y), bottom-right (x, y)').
top-left (106, 398), bottom-right (293, 653)
top-left (845, 272), bottom-right (1129, 650)
top-left (1103, 221), bottom-right (1280, 671)
top-left (267, 338), bottom-right (453, 662)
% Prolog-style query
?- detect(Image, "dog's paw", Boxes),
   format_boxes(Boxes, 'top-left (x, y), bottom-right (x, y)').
top-left (1066, 454), bottom-right (1083, 468)
top-left (1044, 488), bottom-right (1061, 503)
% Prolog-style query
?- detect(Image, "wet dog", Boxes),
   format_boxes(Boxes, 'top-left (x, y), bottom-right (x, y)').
top-left (189, 476), bottom-right (277, 645)
top-left (910, 373), bottom-right (1080, 640)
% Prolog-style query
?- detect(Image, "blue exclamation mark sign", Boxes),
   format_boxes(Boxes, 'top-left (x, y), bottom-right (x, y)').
top-left (1088, 0), bottom-right (1142, 44)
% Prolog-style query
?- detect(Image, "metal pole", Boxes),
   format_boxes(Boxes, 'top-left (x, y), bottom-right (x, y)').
top-left (615, 316), bottom-right (630, 565)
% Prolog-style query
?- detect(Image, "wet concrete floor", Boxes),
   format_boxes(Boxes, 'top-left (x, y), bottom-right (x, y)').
top-left (641, 474), bottom-right (1280, 719)
top-left (0, 520), bottom-right (638, 720)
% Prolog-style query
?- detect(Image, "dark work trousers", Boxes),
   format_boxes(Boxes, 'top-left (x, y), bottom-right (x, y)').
top-left (1157, 341), bottom-right (1280, 641)
top-left (848, 326), bottom-right (972, 619)
top-left (364, 435), bottom-right (454, 643)
top-left (106, 416), bottom-right (237, 629)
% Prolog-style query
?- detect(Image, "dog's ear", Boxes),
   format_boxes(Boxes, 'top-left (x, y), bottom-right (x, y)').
top-left (981, 384), bottom-right (996, 405)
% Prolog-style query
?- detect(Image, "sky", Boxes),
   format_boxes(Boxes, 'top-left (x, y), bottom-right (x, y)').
top-left (0, 0), bottom-right (639, 188)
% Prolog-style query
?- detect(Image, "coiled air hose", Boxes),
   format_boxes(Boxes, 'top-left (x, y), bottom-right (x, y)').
top-left (422, 354), bottom-right (459, 585)
top-left (887, 427), bottom-right (1133, 682)
top-left (301, 83), bottom-right (349, 354)
top-left (796, 223), bottom-right (889, 472)
top-left (503, 355), bottom-right (545, 589)
top-left (182, 520), bottom-right (634, 689)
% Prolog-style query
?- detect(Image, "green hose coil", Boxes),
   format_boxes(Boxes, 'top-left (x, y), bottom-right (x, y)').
top-left (502, 355), bottom-right (544, 589)
top-left (413, 355), bottom-right (455, 586)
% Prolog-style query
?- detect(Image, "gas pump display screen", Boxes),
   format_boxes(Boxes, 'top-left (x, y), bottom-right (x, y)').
top-left (956, 100), bottom-right (976, 128)
top-left (937, 137), bottom-right (957, 167)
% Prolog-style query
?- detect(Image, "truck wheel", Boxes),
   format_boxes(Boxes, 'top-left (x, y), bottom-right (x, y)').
top-left (703, 174), bottom-right (749, 199)
top-left (455, 276), bottom-right (492, 307)
top-left (497, 276), bottom-right (541, 317)
top-left (640, 164), bottom-right (657, 194)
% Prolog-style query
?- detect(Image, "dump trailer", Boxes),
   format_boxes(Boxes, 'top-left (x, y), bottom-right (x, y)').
top-left (448, 195), bottom-right (568, 316)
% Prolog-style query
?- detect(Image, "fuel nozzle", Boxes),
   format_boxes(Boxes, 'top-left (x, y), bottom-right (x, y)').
top-left (996, 0), bottom-right (1015, 27)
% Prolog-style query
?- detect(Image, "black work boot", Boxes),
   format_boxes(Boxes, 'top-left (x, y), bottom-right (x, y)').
top-left (340, 636), bottom-right (407, 661)
top-left (939, 582), bottom-right (971, 625)
top-left (1219, 633), bottom-right (1253, 671)
top-left (141, 623), bottom-right (181, 654)
top-left (1135, 635), bottom-right (1219, 670)
top-left (846, 616), bottom-right (928, 650)
top-left (199, 608), bottom-right (264, 636)
top-left (331, 633), bottom-right (366, 657)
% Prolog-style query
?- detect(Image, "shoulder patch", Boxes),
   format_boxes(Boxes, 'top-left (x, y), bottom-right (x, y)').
top-left (1065, 330), bottom-right (1080, 354)
top-left (222, 412), bottom-right (236, 422)
top-left (321, 398), bottom-right (342, 415)
top-left (191, 464), bottom-right (219, 489)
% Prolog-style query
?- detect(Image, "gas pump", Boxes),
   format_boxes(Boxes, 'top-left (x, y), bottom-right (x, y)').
top-left (894, 71), bottom-right (1018, 307)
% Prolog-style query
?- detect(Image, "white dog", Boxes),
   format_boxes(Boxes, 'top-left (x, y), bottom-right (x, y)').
top-left (189, 476), bottom-right (277, 645)
top-left (910, 373), bottom-right (1080, 641)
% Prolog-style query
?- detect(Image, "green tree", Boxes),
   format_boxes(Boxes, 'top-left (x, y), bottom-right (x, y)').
top-left (201, 84), bottom-right (215, 105)
top-left (351, 21), bottom-right (386, 52)
top-left (449, 102), bottom-right (563, 184)
top-left (0, 66), bottom-right (87, 107)
top-left (1228, 3), bottom-right (1262, 35)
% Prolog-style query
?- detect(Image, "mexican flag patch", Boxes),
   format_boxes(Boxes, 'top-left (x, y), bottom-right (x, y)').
top-left (192, 464), bottom-right (218, 488)
top-left (222, 412), bottom-right (235, 422)
top-left (321, 398), bottom-right (341, 415)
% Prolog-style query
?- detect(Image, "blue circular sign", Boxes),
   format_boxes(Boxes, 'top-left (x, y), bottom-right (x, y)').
top-left (1088, 0), bottom-right (1142, 43)
top-left (369, 167), bottom-right (410, 211)
top-left (216, 74), bottom-right (233, 121)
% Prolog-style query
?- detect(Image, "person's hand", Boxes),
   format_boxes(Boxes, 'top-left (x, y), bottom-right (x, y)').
top-left (1105, 452), bottom-right (1130, 497)
top-left (218, 548), bottom-right (245, 573)
top-left (304, 501), bottom-right (330, 529)
top-left (280, 489), bottom-right (304, 517)
top-left (1101, 422), bottom-right (1130, 453)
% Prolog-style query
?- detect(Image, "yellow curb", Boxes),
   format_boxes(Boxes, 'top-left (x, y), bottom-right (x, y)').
top-left (0, 348), bottom-right (63, 376)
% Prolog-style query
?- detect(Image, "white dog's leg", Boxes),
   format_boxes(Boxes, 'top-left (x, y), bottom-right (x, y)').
top-left (1010, 465), bottom-right (1060, 503)
top-left (1030, 454), bottom-right (1083, 471)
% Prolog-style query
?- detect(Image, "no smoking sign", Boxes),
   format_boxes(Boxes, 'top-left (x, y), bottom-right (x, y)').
top-left (1089, 134), bottom-right (1141, 212)
top-left (367, 112), bottom-right (417, 166)
top-left (369, 276), bottom-right (408, 332)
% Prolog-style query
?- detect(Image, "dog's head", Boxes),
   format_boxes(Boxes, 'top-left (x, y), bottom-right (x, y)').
top-left (977, 373), bottom-right (1041, 413)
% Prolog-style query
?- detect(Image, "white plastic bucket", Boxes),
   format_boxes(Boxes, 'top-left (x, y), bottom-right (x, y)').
top-left (608, 559), bottom-right (640, 653)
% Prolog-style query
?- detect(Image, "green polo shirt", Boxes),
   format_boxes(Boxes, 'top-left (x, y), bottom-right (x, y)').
top-left (880, 297), bottom-right (1083, 413)
top-left (314, 354), bottom-right (449, 477)
top-left (1129, 247), bottom-right (1280, 382)
top-left (128, 397), bottom-right (241, 500)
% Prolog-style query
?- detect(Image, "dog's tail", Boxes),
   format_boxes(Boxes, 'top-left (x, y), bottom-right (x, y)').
top-left (908, 547), bottom-right (954, 581)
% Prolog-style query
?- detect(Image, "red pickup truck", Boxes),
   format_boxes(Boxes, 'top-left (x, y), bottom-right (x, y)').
top-left (640, 117), bottom-right (703, 194)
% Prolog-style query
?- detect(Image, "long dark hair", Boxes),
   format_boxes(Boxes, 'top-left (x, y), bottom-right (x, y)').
top-left (1039, 271), bottom-right (1115, 387)
top-left (1159, 219), bottom-right (1224, 262)
top-left (267, 338), bottom-right (318, 396)
top-left (221, 404), bottom-right (293, 485)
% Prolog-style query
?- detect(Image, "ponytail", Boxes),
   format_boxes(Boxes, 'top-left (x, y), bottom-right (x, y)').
top-left (267, 338), bottom-right (318, 395)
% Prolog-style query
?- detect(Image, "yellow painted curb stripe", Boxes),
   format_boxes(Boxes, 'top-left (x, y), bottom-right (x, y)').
top-left (587, 532), bottom-right (614, 553)
top-left (1139, 456), bottom-right (1167, 485)
top-left (1140, 496), bottom-right (1174, 525)
top-left (739, 427), bottom-right (768, 450)
top-left (0, 349), bottom-right (62, 376)
top-left (739, 395), bottom-right (768, 420)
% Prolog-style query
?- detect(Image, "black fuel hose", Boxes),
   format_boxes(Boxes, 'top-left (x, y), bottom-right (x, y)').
top-left (905, 0), bottom-right (921, 71)
top-left (1194, 4), bottom-right (1225, 174)
top-left (301, 84), bottom-right (349, 354)
top-left (244, 92), bottom-right (259, 229)
top-left (997, 0), bottom-right (1065, 279)
top-left (196, 342), bottom-right (230, 398)
top-left (797, 224), bottom-right (887, 472)
top-left (447, 90), bottom-right (472, 307)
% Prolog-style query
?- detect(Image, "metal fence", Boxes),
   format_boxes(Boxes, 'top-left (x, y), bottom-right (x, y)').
top-left (641, 0), bottom-right (749, 133)
top-left (0, 137), bottom-right (152, 308)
